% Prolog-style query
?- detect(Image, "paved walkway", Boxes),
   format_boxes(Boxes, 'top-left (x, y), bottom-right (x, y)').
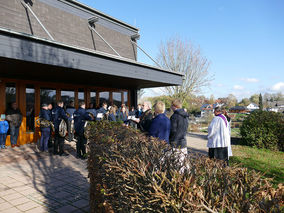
top-left (0, 133), bottom-right (208, 213)
top-left (0, 142), bottom-right (89, 213)
top-left (187, 132), bottom-right (208, 155)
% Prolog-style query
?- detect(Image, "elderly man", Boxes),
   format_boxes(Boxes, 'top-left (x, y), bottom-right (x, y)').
top-left (138, 101), bottom-right (153, 133)
top-left (207, 106), bottom-right (231, 165)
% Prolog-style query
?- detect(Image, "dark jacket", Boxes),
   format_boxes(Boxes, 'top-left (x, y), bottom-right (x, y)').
top-left (169, 109), bottom-right (189, 148)
top-left (118, 111), bottom-right (128, 122)
top-left (6, 108), bottom-right (22, 127)
top-left (138, 109), bottom-right (153, 133)
top-left (52, 106), bottom-right (69, 132)
top-left (96, 107), bottom-right (107, 121)
top-left (66, 107), bottom-right (76, 118)
top-left (129, 110), bottom-right (136, 117)
top-left (86, 108), bottom-right (97, 119)
top-left (149, 113), bottom-right (171, 143)
top-left (108, 113), bottom-right (116, 122)
top-left (74, 107), bottom-right (93, 136)
top-left (135, 109), bottom-right (143, 118)
top-left (39, 109), bottom-right (51, 121)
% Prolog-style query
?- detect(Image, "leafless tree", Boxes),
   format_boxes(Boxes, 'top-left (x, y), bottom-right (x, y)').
top-left (157, 37), bottom-right (212, 104)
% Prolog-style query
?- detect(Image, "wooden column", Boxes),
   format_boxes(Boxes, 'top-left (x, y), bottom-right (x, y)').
top-left (74, 88), bottom-right (78, 109)
top-left (18, 82), bottom-right (26, 145)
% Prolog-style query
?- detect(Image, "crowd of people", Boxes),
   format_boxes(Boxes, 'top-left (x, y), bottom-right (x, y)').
top-left (0, 99), bottom-right (232, 165)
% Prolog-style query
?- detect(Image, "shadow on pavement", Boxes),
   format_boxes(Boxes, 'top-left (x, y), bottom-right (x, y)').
top-left (0, 141), bottom-right (90, 212)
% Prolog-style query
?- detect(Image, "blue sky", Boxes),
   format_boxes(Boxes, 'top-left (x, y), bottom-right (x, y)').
top-left (80, 0), bottom-right (284, 100)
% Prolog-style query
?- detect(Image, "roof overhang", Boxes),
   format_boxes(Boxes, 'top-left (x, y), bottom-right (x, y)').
top-left (0, 27), bottom-right (183, 89)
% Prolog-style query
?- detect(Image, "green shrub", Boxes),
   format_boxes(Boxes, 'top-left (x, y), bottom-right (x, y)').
top-left (240, 111), bottom-right (284, 151)
top-left (87, 121), bottom-right (283, 213)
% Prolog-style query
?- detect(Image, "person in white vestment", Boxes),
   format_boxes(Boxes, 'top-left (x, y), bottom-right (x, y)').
top-left (207, 107), bottom-right (231, 166)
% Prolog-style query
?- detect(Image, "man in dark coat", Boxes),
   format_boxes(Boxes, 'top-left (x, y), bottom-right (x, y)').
top-left (39, 103), bottom-right (51, 152)
top-left (138, 101), bottom-right (153, 133)
top-left (6, 102), bottom-right (22, 148)
top-left (52, 100), bottom-right (70, 156)
top-left (169, 99), bottom-right (189, 150)
top-left (74, 101), bottom-right (93, 159)
top-left (96, 102), bottom-right (108, 121)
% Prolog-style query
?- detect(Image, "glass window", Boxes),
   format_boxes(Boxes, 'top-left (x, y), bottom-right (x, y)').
top-left (78, 89), bottom-right (85, 103)
top-left (124, 91), bottom-right (128, 106)
top-left (5, 83), bottom-right (16, 109)
top-left (61, 90), bottom-right (75, 109)
top-left (113, 92), bottom-right (122, 107)
top-left (40, 88), bottom-right (56, 108)
top-left (26, 85), bottom-right (35, 132)
top-left (99, 92), bottom-right (109, 106)
top-left (90, 91), bottom-right (96, 108)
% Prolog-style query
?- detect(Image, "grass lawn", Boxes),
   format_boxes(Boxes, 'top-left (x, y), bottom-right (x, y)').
top-left (230, 145), bottom-right (284, 185)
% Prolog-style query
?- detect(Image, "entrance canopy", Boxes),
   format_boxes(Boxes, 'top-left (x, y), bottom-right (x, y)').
top-left (0, 28), bottom-right (183, 89)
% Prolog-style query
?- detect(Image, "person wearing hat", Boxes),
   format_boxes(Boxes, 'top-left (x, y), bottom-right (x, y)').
top-left (39, 103), bottom-right (52, 152)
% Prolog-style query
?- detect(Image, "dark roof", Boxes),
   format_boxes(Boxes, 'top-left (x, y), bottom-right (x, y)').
top-left (229, 106), bottom-right (248, 111)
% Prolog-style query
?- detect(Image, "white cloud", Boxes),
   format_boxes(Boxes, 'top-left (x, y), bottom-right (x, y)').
top-left (233, 85), bottom-right (244, 90)
top-left (271, 82), bottom-right (284, 91)
top-left (241, 78), bottom-right (259, 83)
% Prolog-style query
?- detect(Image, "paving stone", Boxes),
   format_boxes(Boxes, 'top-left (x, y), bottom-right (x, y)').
top-left (0, 201), bottom-right (13, 210)
top-left (0, 207), bottom-right (22, 213)
top-left (13, 185), bottom-right (33, 192)
top-left (19, 189), bottom-right (38, 196)
top-left (16, 201), bottom-right (41, 211)
top-left (71, 199), bottom-right (89, 208)
top-left (25, 206), bottom-right (48, 213)
top-left (55, 205), bottom-right (78, 213)
top-left (10, 196), bottom-right (31, 206)
top-left (1, 192), bottom-right (23, 201)
top-left (0, 189), bottom-right (17, 196)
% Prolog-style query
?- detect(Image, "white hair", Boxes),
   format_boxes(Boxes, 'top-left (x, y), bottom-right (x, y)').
top-left (144, 101), bottom-right (152, 109)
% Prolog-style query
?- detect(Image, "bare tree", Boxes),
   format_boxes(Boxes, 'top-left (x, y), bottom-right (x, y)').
top-left (157, 37), bottom-right (212, 104)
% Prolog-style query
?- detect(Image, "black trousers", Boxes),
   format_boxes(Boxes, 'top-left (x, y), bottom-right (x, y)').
top-left (54, 133), bottom-right (65, 154)
top-left (208, 147), bottom-right (229, 166)
top-left (76, 134), bottom-right (87, 157)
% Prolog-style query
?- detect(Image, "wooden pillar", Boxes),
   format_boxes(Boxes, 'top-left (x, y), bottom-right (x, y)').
top-left (96, 91), bottom-right (100, 108)
top-left (34, 85), bottom-right (41, 143)
top-left (18, 82), bottom-right (26, 145)
top-left (85, 88), bottom-right (90, 108)
top-left (74, 88), bottom-right (78, 109)
top-left (56, 88), bottom-right (60, 102)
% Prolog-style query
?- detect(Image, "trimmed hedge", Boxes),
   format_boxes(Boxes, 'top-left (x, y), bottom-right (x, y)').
top-left (240, 111), bottom-right (284, 151)
top-left (87, 121), bottom-right (283, 212)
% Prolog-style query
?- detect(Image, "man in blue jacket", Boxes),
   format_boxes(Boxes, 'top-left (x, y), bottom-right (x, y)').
top-left (74, 101), bottom-right (93, 159)
top-left (52, 100), bottom-right (70, 156)
top-left (39, 103), bottom-right (51, 152)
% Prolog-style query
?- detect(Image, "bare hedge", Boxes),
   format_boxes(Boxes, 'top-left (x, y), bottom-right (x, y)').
top-left (87, 121), bottom-right (283, 213)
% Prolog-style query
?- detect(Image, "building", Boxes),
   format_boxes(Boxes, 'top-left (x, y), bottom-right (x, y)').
top-left (246, 103), bottom-right (259, 111)
top-left (200, 103), bottom-right (223, 117)
top-left (229, 106), bottom-right (249, 114)
top-left (0, 0), bottom-right (183, 146)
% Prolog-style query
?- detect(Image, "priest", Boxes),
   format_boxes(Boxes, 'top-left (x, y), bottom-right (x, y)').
top-left (207, 106), bottom-right (231, 165)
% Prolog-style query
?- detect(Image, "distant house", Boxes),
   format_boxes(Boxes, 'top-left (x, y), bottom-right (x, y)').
top-left (200, 103), bottom-right (223, 117)
top-left (229, 106), bottom-right (249, 113)
top-left (247, 103), bottom-right (259, 111)
top-left (267, 101), bottom-right (284, 113)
